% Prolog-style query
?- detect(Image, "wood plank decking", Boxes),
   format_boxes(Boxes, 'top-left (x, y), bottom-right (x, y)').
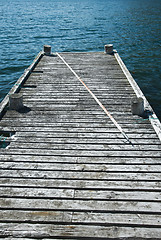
top-left (0, 48), bottom-right (161, 239)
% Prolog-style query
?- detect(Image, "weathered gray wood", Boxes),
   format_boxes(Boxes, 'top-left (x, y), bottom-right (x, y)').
top-left (74, 189), bottom-right (161, 201)
top-left (2, 149), bottom-right (161, 157)
top-left (0, 210), bottom-right (160, 227)
top-left (0, 155), bottom-right (160, 164)
top-left (0, 126), bottom-right (155, 133)
top-left (7, 142), bottom-right (161, 151)
top-left (1, 161), bottom-right (161, 171)
top-left (0, 178), bottom-right (160, 190)
top-left (0, 210), bottom-right (72, 223)
top-left (3, 111), bottom-right (145, 120)
top-left (5, 136), bottom-right (161, 145)
top-left (24, 142), bottom-right (156, 150)
top-left (72, 212), bottom-right (161, 226)
top-left (0, 167), bottom-right (161, 182)
top-left (1, 119), bottom-right (153, 129)
top-left (0, 187), bottom-right (74, 198)
top-left (0, 51), bottom-right (161, 239)
top-left (2, 133), bottom-right (160, 143)
top-left (0, 197), bottom-right (160, 213)
top-left (1, 187), bottom-right (160, 200)
top-left (1, 147), bottom-right (160, 158)
top-left (0, 223), bottom-right (161, 239)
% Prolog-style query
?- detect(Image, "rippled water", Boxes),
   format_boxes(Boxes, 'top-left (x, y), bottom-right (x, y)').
top-left (0, 0), bottom-right (161, 120)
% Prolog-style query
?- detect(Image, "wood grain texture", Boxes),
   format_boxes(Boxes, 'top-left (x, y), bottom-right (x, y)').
top-left (0, 51), bottom-right (161, 239)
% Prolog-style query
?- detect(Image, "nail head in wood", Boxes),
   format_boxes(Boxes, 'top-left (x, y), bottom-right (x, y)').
top-left (104, 44), bottom-right (113, 54)
top-left (131, 97), bottom-right (144, 116)
top-left (43, 45), bottom-right (51, 55)
top-left (9, 93), bottom-right (23, 111)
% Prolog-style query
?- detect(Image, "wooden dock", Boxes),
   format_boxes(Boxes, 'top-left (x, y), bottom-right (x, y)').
top-left (0, 45), bottom-right (161, 239)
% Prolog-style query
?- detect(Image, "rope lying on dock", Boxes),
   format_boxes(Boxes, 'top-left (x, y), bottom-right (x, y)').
top-left (56, 52), bottom-right (132, 145)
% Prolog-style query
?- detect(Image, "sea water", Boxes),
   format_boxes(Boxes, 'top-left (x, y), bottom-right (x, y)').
top-left (0, 0), bottom-right (161, 120)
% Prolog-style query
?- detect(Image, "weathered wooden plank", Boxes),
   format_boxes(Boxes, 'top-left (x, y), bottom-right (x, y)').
top-left (3, 133), bottom-right (159, 144)
top-left (23, 78), bottom-right (130, 84)
top-left (1, 117), bottom-right (154, 128)
top-left (0, 178), bottom-right (160, 190)
top-left (0, 126), bottom-right (155, 133)
top-left (20, 100), bottom-right (133, 106)
top-left (21, 86), bottom-right (134, 92)
top-left (22, 102), bottom-right (134, 110)
top-left (7, 142), bottom-right (161, 151)
top-left (1, 162), bottom-right (161, 172)
top-left (2, 111), bottom-right (145, 121)
top-left (2, 109), bottom-right (133, 115)
top-left (0, 187), bottom-right (74, 198)
top-left (1, 223), bottom-right (161, 239)
top-left (0, 197), bottom-right (160, 213)
top-left (1, 187), bottom-right (160, 201)
top-left (22, 84), bottom-right (132, 90)
top-left (20, 90), bottom-right (135, 96)
top-left (1, 170), bottom-right (161, 181)
top-left (27, 77), bottom-right (131, 84)
top-left (0, 155), bottom-right (160, 164)
top-left (2, 149), bottom-right (161, 157)
top-left (0, 210), bottom-right (160, 227)
top-left (35, 84), bottom-right (130, 89)
top-left (2, 238), bottom-right (37, 240)
top-left (72, 212), bottom-right (161, 226)
top-left (35, 64), bottom-right (122, 70)
top-left (6, 137), bottom-right (161, 145)
top-left (1, 120), bottom-right (153, 129)
top-left (20, 100), bottom-right (134, 107)
top-left (0, 210), bottom-right (72, 223)
top-left (2, 119), bottom-right (154, 128)
top-left (18, 103), bottom-right (133, 110)
top-left (74, 190), bottom-right (161, 201)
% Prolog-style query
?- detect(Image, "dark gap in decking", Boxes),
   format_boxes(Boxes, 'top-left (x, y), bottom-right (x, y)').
top-left (1, 153), bottom-right (160, 158)
top-left (0, 160), bottom-right (160, 165)
top-left (0, 195), bottom-right (161, 202)
top-left (32, 70), bottom-right (44, 73)
top-left (5, 147), bottom-right (161, 153)
top-left (21, 85), bottom-right (37, 88)
top-left (1, 167), bottom-right (161, 174)
top-left (0, 237), bottom-right (157, 240)
top-left (7, 141), bottom-right (161, 146)
top-left (0, 174), bottom-right (161, 181)
top-left (0, 184), bottom-right (160, 192)
top-left (0, 219), bottom-right (160, 229)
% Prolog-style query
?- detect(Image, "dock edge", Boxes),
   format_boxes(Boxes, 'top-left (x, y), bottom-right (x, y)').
top-left (0, 51), bottom-right (44, 119)
top-left (114, 50), bottom-right (161, 142)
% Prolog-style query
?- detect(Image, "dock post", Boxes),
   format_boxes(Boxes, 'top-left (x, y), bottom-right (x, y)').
top-left (104, 44), bottom-right (113, 54)
top-left (131, 97), bottom-right (144, 116)
top-left (9, 93), bottom-right (23, 111)
top-left (44, 45), bottom-right (51, 55)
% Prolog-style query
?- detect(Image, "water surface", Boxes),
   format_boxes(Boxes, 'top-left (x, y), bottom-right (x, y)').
top-left (0, 0), bottom-right (161, 120)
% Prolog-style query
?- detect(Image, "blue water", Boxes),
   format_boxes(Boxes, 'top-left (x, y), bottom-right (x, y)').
top-left (0, 0), bottom-right (161, 120)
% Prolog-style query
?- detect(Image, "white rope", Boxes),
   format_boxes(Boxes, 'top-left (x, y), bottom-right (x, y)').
top-left (56, 52), bottom-right (132, 144)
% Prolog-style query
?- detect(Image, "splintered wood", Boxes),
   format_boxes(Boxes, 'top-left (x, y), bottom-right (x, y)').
top-left (0, 51), bottom-right (161, 239)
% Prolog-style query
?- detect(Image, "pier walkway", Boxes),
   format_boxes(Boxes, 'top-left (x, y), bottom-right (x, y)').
top-left (0, 46), bottom-right (161, 239)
